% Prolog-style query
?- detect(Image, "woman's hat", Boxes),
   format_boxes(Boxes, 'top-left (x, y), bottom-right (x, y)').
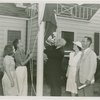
top-left (73, 41), bottom-right (83, 49)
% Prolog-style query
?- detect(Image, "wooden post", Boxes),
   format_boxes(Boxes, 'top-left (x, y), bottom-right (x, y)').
top-left (90, 9), bottom-right (93, 17)
top-left (83, 7), bottom-right (85, 19)
top-left (79, 6), bottom-right (81, 18)
top-left (86, 8), bottom-right (88, 19)
top-left (70, 7), bottom-right (73, 16)
top-left (57, 4), bottom-right (58, 15)
top-left (75, 5), bottom-right (77, 17)
top-left (36, 2), bottom-right (45, 96)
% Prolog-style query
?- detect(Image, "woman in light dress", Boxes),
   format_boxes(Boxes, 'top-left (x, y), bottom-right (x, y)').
top-left (13, 39), bottom-right (33, 96)
top-left (2, 45), bottom-right (19, 96)
top-left (66, 41), bottom-right (83, 96)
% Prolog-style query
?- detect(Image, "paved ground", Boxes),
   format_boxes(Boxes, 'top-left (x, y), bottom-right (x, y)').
top-left (43, 82), bottom-right (100, 96)
top-left (93, 82), bottom-right (100, 96)
top-left (28, 59), bottom-right (100, 96)
top-left (28, 80), bottom-right (100, 96)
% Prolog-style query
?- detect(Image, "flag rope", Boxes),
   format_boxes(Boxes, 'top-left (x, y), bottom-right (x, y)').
top-left (29, 4), bottom-right (38, 95)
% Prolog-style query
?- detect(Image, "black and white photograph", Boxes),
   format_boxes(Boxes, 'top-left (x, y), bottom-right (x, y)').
top-left (0, 0), bottom-right (100, 99)
top-left (42, 3), bottom-right (100, 97)
top-left (0, 3), bottom-right (38, 96)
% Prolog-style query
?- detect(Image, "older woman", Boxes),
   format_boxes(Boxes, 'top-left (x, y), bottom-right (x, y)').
top-left (2, 45), bottom-right (19, 96)
top-left (44, 36), bottom-right (66, 96)
top-left (13, 39), bottom-right (33, 96)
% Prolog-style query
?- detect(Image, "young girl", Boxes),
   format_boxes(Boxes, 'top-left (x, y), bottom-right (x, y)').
top-left (13, 39), bottom-right (33, 96)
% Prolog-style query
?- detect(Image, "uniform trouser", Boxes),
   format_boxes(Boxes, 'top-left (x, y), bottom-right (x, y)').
top-left (76, 71), bottom-right (94, 96)
top-left (0, 81), bottom-right (3, 95)
top-left (50, 83), bottom-right (61, 96)
top-left (49, 75), bottom-right (61, 96)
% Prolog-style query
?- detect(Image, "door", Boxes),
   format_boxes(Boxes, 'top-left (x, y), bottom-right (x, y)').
top-left (94, 32), bottom-right (99, 56)
top-left (61, 31), bottom-right (74, 85)
top-left (94, 33), bottom-right (100, 82)
top-left (62, 31), bottom-right (74, 51)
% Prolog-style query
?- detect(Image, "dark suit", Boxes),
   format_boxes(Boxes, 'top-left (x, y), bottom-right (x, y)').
top-left (44, 45), bottom-right (64, 96)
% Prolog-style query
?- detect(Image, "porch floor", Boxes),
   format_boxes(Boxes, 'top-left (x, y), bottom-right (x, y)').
top-left (28, 81), bottom-right (100, 96)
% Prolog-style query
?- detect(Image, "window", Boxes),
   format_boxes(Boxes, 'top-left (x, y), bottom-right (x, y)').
top-left (7, 30), bottom-right (21, 45)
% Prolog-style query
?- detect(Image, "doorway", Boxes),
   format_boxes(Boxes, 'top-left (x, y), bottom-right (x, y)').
top-left (61, 31), bottom-right (74, 87)
top-left (62, 31), bottom-right (74, 51)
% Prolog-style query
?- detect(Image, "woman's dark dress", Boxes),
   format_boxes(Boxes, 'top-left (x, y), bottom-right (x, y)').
top-left (44, 46), bottom-right (64, 96)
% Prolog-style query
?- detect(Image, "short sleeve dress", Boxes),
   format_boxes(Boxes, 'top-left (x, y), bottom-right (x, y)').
top-left (2, 55), bottom-right (19, 96)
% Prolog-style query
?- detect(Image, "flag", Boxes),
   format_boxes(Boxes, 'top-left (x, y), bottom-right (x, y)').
top-left (43, 4), bottom-right (57, 45)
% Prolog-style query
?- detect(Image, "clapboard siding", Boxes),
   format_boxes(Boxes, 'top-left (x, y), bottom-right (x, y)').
top-left (27, 16), bottom-right (38, 60)
top-left (57, 19), bottom-right (100, 32)
top-left (57, 9), bottom-right (100, 52)
top-left (0, 17), bottom-right (26, 68)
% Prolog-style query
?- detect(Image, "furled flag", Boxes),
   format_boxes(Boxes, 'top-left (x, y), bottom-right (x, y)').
top-left (43, 4), bottom-right (57, 46)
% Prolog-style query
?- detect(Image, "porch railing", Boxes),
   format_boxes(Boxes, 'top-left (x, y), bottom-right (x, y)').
top-left (56, 4), bottom-right (98, 20)
top-left (25, 3), bottom-right (38, 18)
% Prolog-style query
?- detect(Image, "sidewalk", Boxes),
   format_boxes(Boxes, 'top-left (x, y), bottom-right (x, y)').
top-left (43, 82), bottom-right (100, 96)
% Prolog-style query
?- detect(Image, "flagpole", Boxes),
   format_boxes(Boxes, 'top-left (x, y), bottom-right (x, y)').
top-left (36, 2), bottom-right (45, 96)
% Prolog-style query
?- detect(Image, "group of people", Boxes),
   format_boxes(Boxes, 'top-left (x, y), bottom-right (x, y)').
top-left (0, 39), bottom-right (33, 96)
top-left (66, 36), bottom-right (97, 96)
top-left (44, 33), bottom-right (97, 96)
top-left (0, 33), bottom-right (97, 96)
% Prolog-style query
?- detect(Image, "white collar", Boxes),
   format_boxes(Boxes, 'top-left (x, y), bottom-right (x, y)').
top-left (84, 48), bottom-right (90, 54)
